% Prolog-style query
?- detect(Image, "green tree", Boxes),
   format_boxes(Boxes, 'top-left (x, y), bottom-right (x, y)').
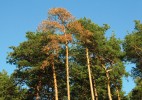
top-left (68, 18), bottom-right (110, 100)
top-left (78, 18), bottom-right (109, 100)
top-left (8, 31), bottom-right (68, 99)
top-left (69, 19), bottom-right (95, 100)
top-left (124, 20), bottom-right (142, 100)
top-left (123, 20), bottom-right (142, 78)
top-left (97, 35), bottom-right (126, 100)
top-left (129, 77), bottom-right (142, 100)
top-left (8, 32), bottom-right (57, 99)
top-left (0, 70), bottom-right (26, 100)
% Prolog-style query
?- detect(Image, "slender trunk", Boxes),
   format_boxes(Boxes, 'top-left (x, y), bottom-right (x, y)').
top-left (116, 87), bottom-right (121, 100)
top-left (66, 42), bottom-right (70, 100)
top-left (86, 47), bottom-right (95, 100)
top-left (92, 76), bottom-right (98, 100)
top-left (101, 64), bottom-right (112, 100)
top-left (52, 61), bottom-right (58, 100)
top-left (92, 54), bottom-right (98, 100)
top-left (106, 71), bottom-right (112, 100)
top-left (64, 28), bottom-right (70, 100)
top-left (36, 85), bottom-right (40, 100)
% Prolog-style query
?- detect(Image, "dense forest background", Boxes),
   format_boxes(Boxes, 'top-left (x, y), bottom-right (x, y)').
top-left (0, 8), bottom-right (142, 100)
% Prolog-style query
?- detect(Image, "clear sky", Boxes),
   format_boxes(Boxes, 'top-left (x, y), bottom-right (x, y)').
top-left (0, 0), bottom-right (142, 95)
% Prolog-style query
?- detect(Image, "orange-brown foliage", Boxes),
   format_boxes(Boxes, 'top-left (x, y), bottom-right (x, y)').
top-left (58, 34), bottom-right (72, 43)
top-left (48, 8), bottom-right (74, 22)
top-left (38, 20), bottom-right (64, 32)
top-left (68, 21), bottom-right (93, 38)
top-left (67, 20), bottom-right (93, 45)
top-left (43, 34), bottom-right (60, 54)
top-left (41, 60), bottom-right (49, 69)
top-left (67, 21), bottom-right (84, 33)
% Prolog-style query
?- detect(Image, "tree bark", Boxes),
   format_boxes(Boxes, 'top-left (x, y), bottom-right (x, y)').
top-left (66, 42), bottom-right (70, 100)
top-left (106, 72), bottom-right (112, 100)
top-left (101, 64), bottom-right (112, 100)
top-left (52, 61), bottom-right (59, 100)
top-left (86, 47), bottom-right (95, 100)
top-left (116, 87), bottom-right (121, 100)
top-left (92, 75), bottom-right (98, 100)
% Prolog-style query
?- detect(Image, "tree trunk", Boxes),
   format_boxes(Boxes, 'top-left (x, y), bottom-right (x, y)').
top-left (116, 87), bottom-right (121, 100)
top-left (52, 61), bottom-right (59, 100)
top-left (106, 71), bottom-right (112, 100)
top-left (86, 47), bottom-right (95, 100)
top-left (66, 42), bottom-right (70, 100)
top-left (101, 64), bottom-right (112, 100)
top-left (92, 76), bottom-right (98, 100)
top-left (36, 85), bottom-right (40, 100)
top-left (92, 54), bottom-right (98, 100)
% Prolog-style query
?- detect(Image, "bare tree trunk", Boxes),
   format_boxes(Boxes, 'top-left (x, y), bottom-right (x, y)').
top-left (86, 47), bottom-right (95, 100)
top-left (52, 61), bottom-right (59, 100)
top-left (116, 87), bottom-right (121, 100)
top-left (92, 76), bottom-right (98, 100)
top-left (101, 64), bottom-right (112, 100)
top-left (106, 73), bottom-right (112, 100)
top-left (66, 42), bottom-right (70, 100)
top-left (92, 54), bottom-right (98, 100)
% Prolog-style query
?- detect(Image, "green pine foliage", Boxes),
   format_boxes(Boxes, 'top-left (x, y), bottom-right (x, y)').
top-left (0, 70), bottom-right (26, 100)
top-left (123, 20), bottom-right (142, 100)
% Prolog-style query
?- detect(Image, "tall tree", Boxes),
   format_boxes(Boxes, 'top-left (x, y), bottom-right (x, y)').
top-left (39, 8), bottom-right (74, 100)
top-left (68, 18), bottom-right (110, 100)
top-left (78, 18), bottom-right (109, 100)
top-left (68, 19), bottom-right (95, 100)
top-left (97, 34), bottom-right (125, 100)
top-left (123, 20), bottom-right (142, 78)
top-left (7, 32), bottom-right (58, 99)
top-left (41, 33), bottom-right (61, 100)
top-left (123, 20), bottom-right (142, 100)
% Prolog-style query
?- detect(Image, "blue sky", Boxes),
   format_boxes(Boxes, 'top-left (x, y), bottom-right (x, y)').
top-left (0, 0), bottom-right (142, 94)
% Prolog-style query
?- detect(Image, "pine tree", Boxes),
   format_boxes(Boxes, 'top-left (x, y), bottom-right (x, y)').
top-left (123, 20), bottom-right (142, 79)
top-left (39, 8), bottom-right (74, 100)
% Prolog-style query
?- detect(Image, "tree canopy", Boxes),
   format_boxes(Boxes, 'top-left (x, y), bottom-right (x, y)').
top-left (1, 8), bottom-right (141, 100)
